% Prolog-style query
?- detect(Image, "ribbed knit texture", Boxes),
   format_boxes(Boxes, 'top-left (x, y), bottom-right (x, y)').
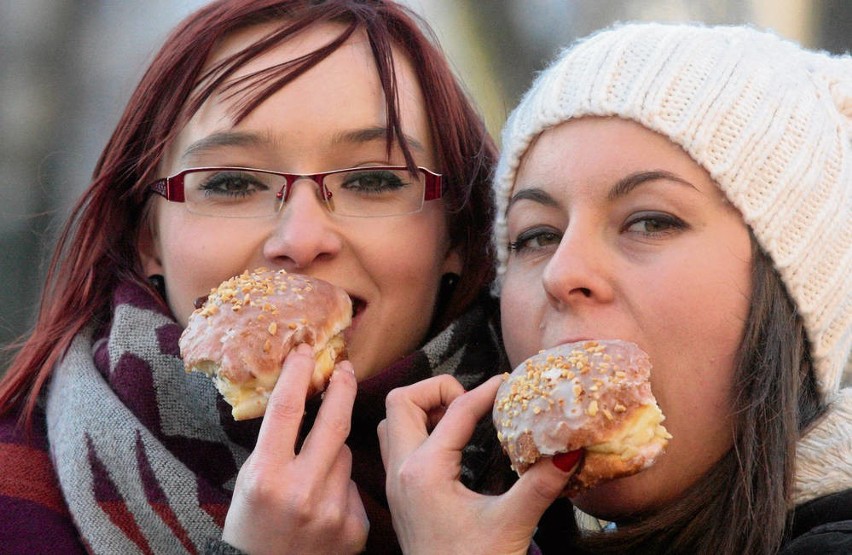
top-left (492, 23), bottom-right (851, 401)
top-left (43, 280), bottom-right (506, 554)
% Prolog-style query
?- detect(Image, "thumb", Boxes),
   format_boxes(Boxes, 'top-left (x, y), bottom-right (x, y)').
top-left (501, 450), bottom-right (582, 526)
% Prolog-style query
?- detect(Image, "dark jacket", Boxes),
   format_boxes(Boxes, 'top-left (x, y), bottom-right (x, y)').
top-left (780, 488), bottom-right (852, 554)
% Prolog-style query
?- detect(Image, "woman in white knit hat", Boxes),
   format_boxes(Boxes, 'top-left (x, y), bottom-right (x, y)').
top-left (380, 22), bottom-right (851, 554)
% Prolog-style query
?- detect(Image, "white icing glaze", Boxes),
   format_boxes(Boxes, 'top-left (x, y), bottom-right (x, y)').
top-left (493, 340), bottom-right (663, 467)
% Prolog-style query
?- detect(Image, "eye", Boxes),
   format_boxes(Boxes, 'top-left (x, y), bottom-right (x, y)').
top-left (197, 170), bottom-right (271, 198)
top-left (508, 226), bottom-right (562, 254)
top-left (623, 212), bottom-right (686, 237)
top-left (339, 169), bottom-right (407, 193)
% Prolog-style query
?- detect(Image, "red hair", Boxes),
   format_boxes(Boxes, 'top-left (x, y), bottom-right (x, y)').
top-left (1, 0), bottom-right (497, 424)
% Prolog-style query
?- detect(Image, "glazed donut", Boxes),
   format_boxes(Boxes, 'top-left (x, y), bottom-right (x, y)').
top-left (179, 267), bottom-right (352, 420)
top-left (493, 340), bottom-right (671, 494)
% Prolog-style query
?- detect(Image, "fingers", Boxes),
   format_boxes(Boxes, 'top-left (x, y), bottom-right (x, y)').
top-left (499, 450), bottom-right (582, 528)
top-left (300, 361), bottom-right (358, 462)
top-left (344, 479), bottom-right (370, 553)
top-left (377, 419), bottom-right (390, 470)
top-left (253, 343), bottom-right (316, 462)
top-left (382, 375), bottom-right (466, 466)
top-left (428, 375), bottom-right (503, 453)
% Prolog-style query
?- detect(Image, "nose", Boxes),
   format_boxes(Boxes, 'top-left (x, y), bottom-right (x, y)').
top-left (262, 179), bottom-right (342, 270)
top-left (541, 225), bottom-right (615, 308)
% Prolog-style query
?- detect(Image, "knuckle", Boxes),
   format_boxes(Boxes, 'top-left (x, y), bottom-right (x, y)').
top-left (395, 458), bottom-right (427, 491)
top-left (280, 487), bottom-right (318, 523)
top-left (236, 468), bottom-right (280, 506)
top-left (316, 411), bottom-right (352, 437)
top-left (384, 386), bottom-right (407, 409)
top-left (264, 395), bottom-right (305, 422)
top-left (526, 471), bottom-right (564, 503)
top-left (344, 520), bottom-right (370, 553)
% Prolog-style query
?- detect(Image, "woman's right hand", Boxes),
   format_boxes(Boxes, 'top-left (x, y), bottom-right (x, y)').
top-left (222, 343), bottom-right (368, 554)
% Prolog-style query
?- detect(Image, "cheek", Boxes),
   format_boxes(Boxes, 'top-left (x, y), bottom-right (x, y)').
top-left (156, 213), bottom-right (259, 326)
top-left (358, 213), bottom-right (449, 284)
top-left (499, 268), bottom-right (542, 366)
top-left (641, 247), bottom-right (751, 475)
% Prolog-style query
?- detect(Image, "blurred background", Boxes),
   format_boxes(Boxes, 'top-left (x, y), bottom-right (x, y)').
top-left (1, 0), bottom-right (850, 373)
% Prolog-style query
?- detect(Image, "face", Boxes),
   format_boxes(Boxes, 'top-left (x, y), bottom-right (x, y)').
top-left (140, 22), bottom-right (460, 381)
top-left (501, 117), bottom-right (752, 519)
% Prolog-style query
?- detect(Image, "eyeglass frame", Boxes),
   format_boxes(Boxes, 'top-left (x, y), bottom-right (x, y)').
top-left (147, 165), bottom-right (445, 218)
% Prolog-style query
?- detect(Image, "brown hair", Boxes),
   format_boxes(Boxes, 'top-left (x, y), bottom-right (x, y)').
top-left (578, 237), bottom-right (825, 554)
top-left (1, 0), bottom-right (497, 424)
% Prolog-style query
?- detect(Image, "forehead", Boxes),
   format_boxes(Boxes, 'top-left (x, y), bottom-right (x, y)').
top-left (164, 20), bottom-right (431, 168)
top-left (514, 117), bottom-right (704, 190)
top-left (207, 20), bottom-right (361, 80)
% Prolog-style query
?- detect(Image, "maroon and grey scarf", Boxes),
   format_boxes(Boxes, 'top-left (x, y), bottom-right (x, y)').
top-left (45, 280), bottom-right (506, 554)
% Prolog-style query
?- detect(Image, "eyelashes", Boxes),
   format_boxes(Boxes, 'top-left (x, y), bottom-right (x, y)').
top-left (507, 212), bottom-right (689, 254)
top-left (508, 226), bottom-right (561, 253)
top-left (623, 212), bottom-right (687, 236)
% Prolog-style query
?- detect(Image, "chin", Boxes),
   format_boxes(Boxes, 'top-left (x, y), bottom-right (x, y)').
top-left (570, 467), bottom-right (669, 522)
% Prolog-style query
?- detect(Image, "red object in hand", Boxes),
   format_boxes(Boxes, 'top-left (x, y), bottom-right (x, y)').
top-left (552, 449), bottom-right (583, 472)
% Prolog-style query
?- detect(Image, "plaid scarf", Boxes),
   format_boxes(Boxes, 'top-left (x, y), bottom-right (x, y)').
top-left (45, 280), bottom-right (506, 554)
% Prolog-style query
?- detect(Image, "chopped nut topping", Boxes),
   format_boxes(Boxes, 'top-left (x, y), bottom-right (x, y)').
top-left (587, 400), bottom-right (599, 416)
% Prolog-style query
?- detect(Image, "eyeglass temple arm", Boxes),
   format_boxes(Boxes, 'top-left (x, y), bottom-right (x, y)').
top-left (422, 169), bottom-right (444, 201)
top-left (149, 177), bottom-right (185, 202)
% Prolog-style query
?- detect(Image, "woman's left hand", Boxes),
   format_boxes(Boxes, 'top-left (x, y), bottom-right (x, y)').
top-left (379, 375), bottom-right (578, 555)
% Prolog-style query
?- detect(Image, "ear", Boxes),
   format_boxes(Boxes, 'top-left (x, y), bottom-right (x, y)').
top-left (137, 214), bottom-right (164, 277)
top-left (441, 244), bottom-right (463, 277)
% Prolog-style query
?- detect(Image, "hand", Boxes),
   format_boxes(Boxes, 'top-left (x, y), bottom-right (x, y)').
top-left (223, 344), bottom-right (369, 554)
top-left (379, 375), bottom-right (579, 555)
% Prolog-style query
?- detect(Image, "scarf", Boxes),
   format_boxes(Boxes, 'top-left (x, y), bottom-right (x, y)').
top-left (793, 387), bottom-right (852, 506)
top-left (46, 280), bottom-right (506, 554)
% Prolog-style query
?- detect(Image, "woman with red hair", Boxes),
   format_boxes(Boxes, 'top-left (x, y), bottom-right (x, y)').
top-left (0, 1), bottom-right (525, 552)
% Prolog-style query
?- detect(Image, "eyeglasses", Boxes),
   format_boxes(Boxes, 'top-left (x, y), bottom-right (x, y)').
top-left (148, 165), bottom-right (444, 218)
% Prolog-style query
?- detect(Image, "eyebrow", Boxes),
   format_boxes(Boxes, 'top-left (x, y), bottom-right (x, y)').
top-left (331, 126), bottom-right (427, 154)
top-left (606, 170), bottom-right (698, 200)
top-left (507, 187), bottom-right (559, 209)
top-left (181, 126), bottom-right (426, 161)
top-left (181, 131), bottom-right (266, 161)
top-left (508, 170), bottom-right (697, 209)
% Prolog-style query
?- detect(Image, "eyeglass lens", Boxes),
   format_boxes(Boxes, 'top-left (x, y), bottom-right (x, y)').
top-left (181, 168), bottom-right (427, 218)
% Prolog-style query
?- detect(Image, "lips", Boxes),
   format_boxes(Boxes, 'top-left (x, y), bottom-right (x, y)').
top-left (348, 296), bottom-right (366, 332)
top-left (194, 294), bottom-right (209, 310)
top-left (549, 337), bottom-right (593, 349)
top-left (349, 297), bottom-right (364, 317)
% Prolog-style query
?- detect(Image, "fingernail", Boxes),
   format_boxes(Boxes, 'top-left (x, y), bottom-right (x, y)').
top-left (553, 449), bottom-right (583, 472)
top-left (335, 360), bottom-right (355, 374)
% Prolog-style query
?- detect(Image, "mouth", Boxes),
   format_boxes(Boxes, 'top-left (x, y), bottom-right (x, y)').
top-left (550, 337), bottom-right (594, 349)
top-left (350, 296), bottom-right (366, 323)
top-left (194, 294), bottom-right (209, 310)
top-left (343, 296), bottom-right (365, 346)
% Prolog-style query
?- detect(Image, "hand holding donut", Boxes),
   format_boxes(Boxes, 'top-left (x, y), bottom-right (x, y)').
top-left (180, 268), bottom-right (367, 553)
top-left (379, 375), bottom-right (580, 555)
top-left (222, 344), bottom-right (368, 554)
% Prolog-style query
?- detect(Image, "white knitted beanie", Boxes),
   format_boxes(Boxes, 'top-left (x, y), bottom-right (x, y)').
top-left (492, 23), bottom-right (852, 403)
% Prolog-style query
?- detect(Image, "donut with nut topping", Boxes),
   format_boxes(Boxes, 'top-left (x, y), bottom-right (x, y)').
top-left (493, 339), bottom-right (671, 494)
top-left (179, 267), bottom-right (351, 420)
